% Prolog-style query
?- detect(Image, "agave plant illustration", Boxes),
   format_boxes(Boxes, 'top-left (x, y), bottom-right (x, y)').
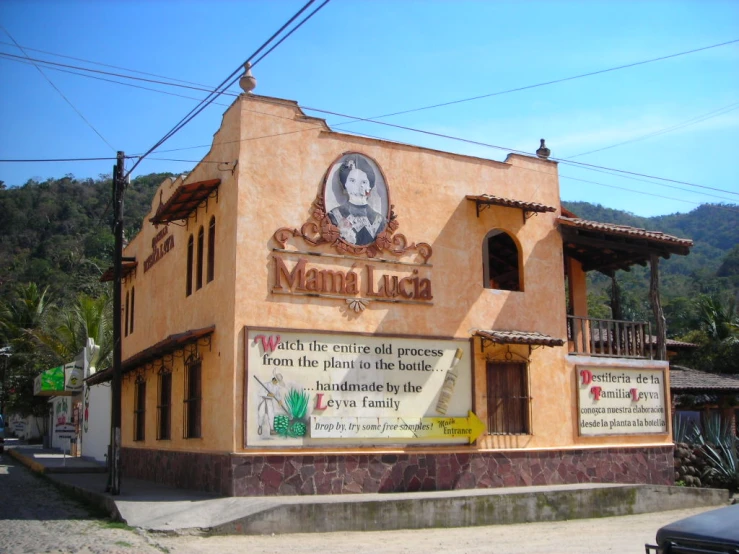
top-left (274, 388), bottom-right (309, 438)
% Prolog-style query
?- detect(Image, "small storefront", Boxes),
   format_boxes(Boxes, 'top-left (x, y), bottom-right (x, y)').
top-left (106, 87), bottom-right (692, 496)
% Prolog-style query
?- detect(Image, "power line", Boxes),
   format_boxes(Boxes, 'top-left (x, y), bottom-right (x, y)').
top-left (339, 38), bottom-right (739, 123)
top-left (0, 53), bottom-right (235, 107)
top-left (560, 174), bottom-right (739, 213)
top-left (564, 163), bottom-right (737, 203)
top-left (0, 39), bottom-right (213, 88)
top-left (1, 27), bottom-right (115, 151)
top-left (566, 101), bottom-right (739, 159)
top-left (127, 0), bottom-right (331, 178)
top-left (292, 100), bottom-right (739, 197)
top-left (0, 51), bottom-right (233, 97)
top-left (557, 157), bottom-right (739, 196)
top-left (0, 156), bottom-right (125, 162)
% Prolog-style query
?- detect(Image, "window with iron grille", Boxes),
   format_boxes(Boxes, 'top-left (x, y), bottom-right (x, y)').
top-left (130, 286), bottom-right (135, 334)
top-left (157, 368), bottom-right (172, 440)
top-left (124, 290), bottom-right (129, 337)
top-left (207, 216), bottom-right (215, 283)
top-left (134, 377), bottom-right (146, 441)
top-left (183, 357), bottom-right (201, 439)
top-left (486, 362), bottom-right (530, 435)
top-left (196, 226), bottom-right (204, 291)
top-left (186, 235), bottom-right (194, 296)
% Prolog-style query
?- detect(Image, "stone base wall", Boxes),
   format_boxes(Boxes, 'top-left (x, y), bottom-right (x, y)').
top-left (123, 446), bottom-right (674, 497)
top-left (121, 448), bottom-right (232, 495)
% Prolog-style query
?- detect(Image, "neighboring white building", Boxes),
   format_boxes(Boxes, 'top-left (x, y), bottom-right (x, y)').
top-left (80, 381), bottom-right (111, 463)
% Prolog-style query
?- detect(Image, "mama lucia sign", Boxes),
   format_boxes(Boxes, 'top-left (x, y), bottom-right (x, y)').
top-left (272, 152), bottom-right (435, 311)
top-left (245, 328), bottom-right (481, 447)
top-left (577, 366), bottom-right (667, 436)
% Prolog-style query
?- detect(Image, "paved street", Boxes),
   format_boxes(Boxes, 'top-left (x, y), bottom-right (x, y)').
top-left (0, 452), bottom-right (165, 554)
top-left (0, 451), bottom-right (722, 553)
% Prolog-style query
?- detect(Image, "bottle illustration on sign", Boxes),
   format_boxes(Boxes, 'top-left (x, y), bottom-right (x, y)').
top-left (435, 348), bottom-right (464, 415)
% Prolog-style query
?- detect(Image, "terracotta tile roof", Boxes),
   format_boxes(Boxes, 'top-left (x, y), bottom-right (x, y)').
top-left (559, 217), bottom-right (693, 248)
top-left (467, 194), bottom-right (556, 214)
top-left (85, 367), bottom-right (112, 386)
top-left (122, 325), bottom-right (215, 373)
top-left (150, 178), bottom-right (221, 225)
top-left (670, 366), bottom-right (739, 391)
top-left (85, 325), bottom-right (215, 384)
top-left (665, 338), bottom-right (700, 349)
top-left (472, 329), bottom-right (564, 347)
top-left (100, 260), bottom-right (137, 282)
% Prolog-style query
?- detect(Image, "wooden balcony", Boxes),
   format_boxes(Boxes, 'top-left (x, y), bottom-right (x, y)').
top-left (567, 316), bottom-right (654, 359)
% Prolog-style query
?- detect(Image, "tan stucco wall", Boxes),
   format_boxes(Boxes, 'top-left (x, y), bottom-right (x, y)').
top-left (120, 93), bottom-right (671, 456)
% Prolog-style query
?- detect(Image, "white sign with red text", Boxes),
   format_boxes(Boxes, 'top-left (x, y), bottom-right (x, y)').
top-left (245, 328), bottom-right (473, 447)
top-left (577, 366), bottom-right (667, 436)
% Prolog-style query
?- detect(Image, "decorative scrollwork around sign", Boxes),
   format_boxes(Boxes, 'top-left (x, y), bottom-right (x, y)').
top-left (273, 195), bottom-right (432, 262)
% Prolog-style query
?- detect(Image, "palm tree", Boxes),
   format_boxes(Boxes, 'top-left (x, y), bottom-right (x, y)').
top-left (33, 291), bottom-right (112, 371)
top-left (0, 283), bottom-right (55, 419)
top-left (697, 295), bottom-right (738, 344)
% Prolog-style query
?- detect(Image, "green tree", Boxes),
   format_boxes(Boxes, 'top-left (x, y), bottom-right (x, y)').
top-left (33, 291), bottom-right (113, 368)
top-left (0, 283), bottom-right (56, 419)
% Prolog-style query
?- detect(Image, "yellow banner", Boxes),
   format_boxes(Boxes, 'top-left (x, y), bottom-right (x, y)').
top-left (310, 411), bottom-right (485, 444)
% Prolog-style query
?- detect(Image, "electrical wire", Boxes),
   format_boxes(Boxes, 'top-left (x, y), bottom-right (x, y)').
top-left (0, 156), bottom-right (126, 162)
top-left (292, 100), bottom-right (739, 197)
top-left (0, 54), bottom-right (235, 108)
top-left (0, 39), bottom-right (214, 88)
top-left (339, 38), bottom-right (739, 123)
top-left (0, 27), bottom-right (115, 151)
top-left (127, 0), bottom-right (330, 179)
top-left (3, 32), bottom-right (735, 195)
top-left (559, 174), bottom-right (739, 213)
top-left (0, 51), bottom-right (234, 97)
top-left (566, 101), bottom-right (739, 159)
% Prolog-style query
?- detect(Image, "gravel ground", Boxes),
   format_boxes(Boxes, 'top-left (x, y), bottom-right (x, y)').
top-left (0, 452), bottom-right (724, 554)
top-left (0, 453), bottom-right (164, 554)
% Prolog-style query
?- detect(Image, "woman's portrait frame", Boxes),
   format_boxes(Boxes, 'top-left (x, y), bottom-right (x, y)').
top-left (322, 152), bottom-right (390, 247)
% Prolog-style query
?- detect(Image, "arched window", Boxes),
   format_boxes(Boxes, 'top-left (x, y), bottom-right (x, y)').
top-left (186, 235), bottom-right (194, 296)
top-left (130, 287), bottom-right (135, 334)
top-left (124, 291), bottom-right (129, 337)
top-left (196, 226), bottom-right (204, 291)
top-left (483, 230), bottom-right (522, 291)
top-left (207, 216), bottom-right (215, 283)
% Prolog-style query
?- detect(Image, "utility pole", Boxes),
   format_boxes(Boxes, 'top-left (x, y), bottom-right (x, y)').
top-left (109, 151), bottom-right (125, 495)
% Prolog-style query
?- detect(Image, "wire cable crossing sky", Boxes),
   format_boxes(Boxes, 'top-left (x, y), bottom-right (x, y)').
top-left (0, 1), bottom-right (736, 217)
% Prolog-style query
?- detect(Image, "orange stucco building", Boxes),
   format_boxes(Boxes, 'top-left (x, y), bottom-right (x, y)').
top-left (101, 87), bottom-right (693, 496)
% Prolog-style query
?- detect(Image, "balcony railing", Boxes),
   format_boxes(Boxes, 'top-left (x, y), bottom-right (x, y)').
top-left (567, 316), bottom-right (653, 359)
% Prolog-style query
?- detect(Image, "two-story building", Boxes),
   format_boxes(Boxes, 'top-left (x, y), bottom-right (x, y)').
top-left (93, 79), bottom-right (693, 496)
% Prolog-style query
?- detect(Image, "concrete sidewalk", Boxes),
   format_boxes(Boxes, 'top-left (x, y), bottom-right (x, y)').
top-left (4, 441), bottom-right (731, 536)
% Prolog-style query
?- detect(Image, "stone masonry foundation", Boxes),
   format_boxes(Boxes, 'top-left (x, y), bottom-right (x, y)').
top-left (122, 446), bottom-right (674, 497)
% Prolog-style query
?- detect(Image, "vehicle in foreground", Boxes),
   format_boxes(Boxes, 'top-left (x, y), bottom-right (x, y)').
top-left (645, 503), bottom-right (739, 553)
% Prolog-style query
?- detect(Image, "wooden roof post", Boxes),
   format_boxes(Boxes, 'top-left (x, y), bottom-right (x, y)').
top-left (610, 274), bottom-right (622, 321)
top-left (649, 254), bottom-right (666, 361)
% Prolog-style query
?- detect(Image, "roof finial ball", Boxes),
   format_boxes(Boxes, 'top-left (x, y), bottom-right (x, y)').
top-left (239, 62), bottom-right (257, 94)
top-left (536, 138), bottom-right (551, 159)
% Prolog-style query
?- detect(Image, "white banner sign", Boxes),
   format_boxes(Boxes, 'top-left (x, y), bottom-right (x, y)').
top-left (246, 328), bottom-right (474, 446)
top-left (577, 366), bottom-right (667, 436)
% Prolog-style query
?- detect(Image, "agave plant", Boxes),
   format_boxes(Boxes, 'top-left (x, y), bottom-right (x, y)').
top-left (672, 413), bottom-right (697, 444)
top-left (274, 388), bottom-right (309, 438)
top-left (691, 413), bottom-right (739, 491)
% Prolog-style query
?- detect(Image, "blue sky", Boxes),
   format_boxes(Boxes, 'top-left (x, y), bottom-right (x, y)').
top-left (1, 0), bottom-right (737, 217)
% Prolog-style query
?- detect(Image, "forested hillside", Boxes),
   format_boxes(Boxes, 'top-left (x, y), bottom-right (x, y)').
top-left (563, 201), bottom-right (739, 337)
top-left (0, 173), bottom-right (173, 307)
top-left (0, 174), bottom-right (736, 333)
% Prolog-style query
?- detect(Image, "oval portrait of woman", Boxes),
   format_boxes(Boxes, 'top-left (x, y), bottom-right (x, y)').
top-left (323, 153), bottom-right (389, 246)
